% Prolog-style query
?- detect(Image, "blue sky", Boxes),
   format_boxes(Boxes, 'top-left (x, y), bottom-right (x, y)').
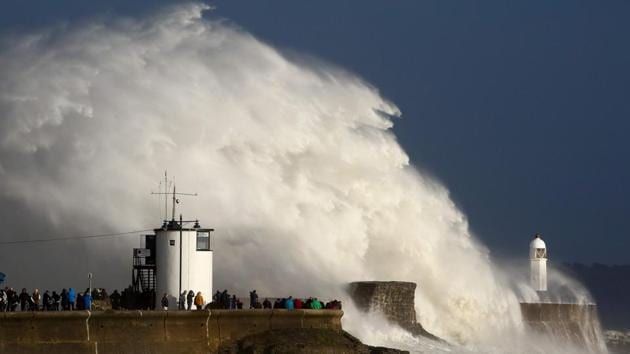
top-left (2, 0), bottom-right (628, 264)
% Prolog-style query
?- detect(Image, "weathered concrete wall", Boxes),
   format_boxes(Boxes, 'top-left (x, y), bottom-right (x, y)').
top-left (215, 309), bottom-right (272, 344)
top-left (0, 311), bottom-right (94, 354)
top-left (0, 309), bottom-right (343, 354)
top-left (348, 281), bottom-right (608, 352)
top-left (348, 281), bottom-right (417, 328)
top-left (520, 303), bottom-right (608, 354)
top-left (347, 281), bottom-right (438, 341)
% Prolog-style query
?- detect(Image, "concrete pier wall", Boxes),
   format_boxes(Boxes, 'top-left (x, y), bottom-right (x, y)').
top-left (347, 281), bottom-right (438, 340)
top-left (348, 281), bottom-right (417, 328)
top-left (347, 281), bottom-right (608, 352)
top-left (520, 303), bottom-right (608, 353)
top-left (0, 309), bottom-right (342, 354)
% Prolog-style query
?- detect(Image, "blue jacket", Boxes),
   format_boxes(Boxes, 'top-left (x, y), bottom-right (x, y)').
top-left (68, 288), bottom-right (76, 303)
top-left (83, 293), bottom-right (92, 310)
top-left (285, 298), bottom-right (294, 310)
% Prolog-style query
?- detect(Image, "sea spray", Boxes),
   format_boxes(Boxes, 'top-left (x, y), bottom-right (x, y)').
top-left (0, 3), bottom-right (604, 352)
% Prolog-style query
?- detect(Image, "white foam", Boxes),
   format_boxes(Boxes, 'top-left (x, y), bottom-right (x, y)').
top-left (0, 4), bottom-right (606, 353)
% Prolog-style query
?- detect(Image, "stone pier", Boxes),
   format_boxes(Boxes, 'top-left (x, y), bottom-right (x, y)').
top-left (0, 309), bottom-right (343, 354)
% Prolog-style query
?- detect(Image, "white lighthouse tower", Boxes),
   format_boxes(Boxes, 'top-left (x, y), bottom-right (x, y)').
top-left (529, 233), bottom-right (547, 292)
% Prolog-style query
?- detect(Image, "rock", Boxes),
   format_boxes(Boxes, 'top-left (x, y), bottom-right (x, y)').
top-left (218, 328), bottom-right (408, 354)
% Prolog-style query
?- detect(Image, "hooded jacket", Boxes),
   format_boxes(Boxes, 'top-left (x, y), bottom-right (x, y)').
top-left (68, 288), bottom-right (76, 303)
top-left (83, 293), bottom-right (92, 309)
top-left (194, 293), bottom-right (204, 306)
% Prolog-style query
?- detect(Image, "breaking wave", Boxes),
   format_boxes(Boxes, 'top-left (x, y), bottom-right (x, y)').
top-left (0, 4), bottom-right (604, 353)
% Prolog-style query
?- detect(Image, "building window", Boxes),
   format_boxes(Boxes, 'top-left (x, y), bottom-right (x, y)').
top-left (196, 231), bottom-right (210, 251)
top-left (169, 240), bottom-right (175, 246)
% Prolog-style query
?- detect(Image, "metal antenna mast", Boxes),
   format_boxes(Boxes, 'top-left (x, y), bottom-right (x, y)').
top-left (164, 171), bottom-right (168, 221)
top-left (151, 171), bottom-right (197, 222)
top-left (151, 170), bottom-right (172, 221)
top-left (170, 184), bottom-right (197, 221)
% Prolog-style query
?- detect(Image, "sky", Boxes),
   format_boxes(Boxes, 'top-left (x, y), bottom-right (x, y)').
top-left (1, 0), bottom-right (628, 265)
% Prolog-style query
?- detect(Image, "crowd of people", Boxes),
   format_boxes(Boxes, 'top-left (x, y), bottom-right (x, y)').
top-left (0, 287), bottom-right (105, 311)
top-left (247, 290), bottom-right (342, 311)
top-left (0, 286), bottom-right (341, 312)
top-left (110, 288), bottom-right (156, 310)
top-left (206, 289), bottom-right (341, 311)
top-left (210, 289), bottom-right (243, 309)
top-left (159, 290), bottom-right (205, 310)
top-left (0, 286), bottom-right (158, 312)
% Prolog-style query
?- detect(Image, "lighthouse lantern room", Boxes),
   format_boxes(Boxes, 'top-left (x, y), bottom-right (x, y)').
top-left (529, 233), bottom-right (547, 292)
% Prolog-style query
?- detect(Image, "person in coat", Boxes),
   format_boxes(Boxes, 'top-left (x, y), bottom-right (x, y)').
top-left (31, 289), bottom-right (41, 311)
top-left (161, 293), bottom-right (169, 310)
top-left (0, 289), bottom-right (6, 311)
top-left (262, 298), bottom-right (271, 309)
top-left (51, 291), bottom-right (61, 311)
top-left (60, 289), bottom-right (69, 310)
top-left (8, 288), bottom-right (18, 312)
top-left (179, 291), bottom-right (186, 310)
top-left (76, 292), bottom-right (84, 310)
top-left (186, 290), bottom-right (194, 310)
top-left (67, 288), bottom-right (76, 310)
top-left (285, 296), bottom-right (295, 310)
top-left (19, 288), bottom-right (30, 311)
top-left (310, 298), bottom-right (323, 310)
top-left (229, 295), bottom-right (236, 310)
top-left (249, 290), bottom-right (258, 309)
top-left (42, 290), bottom-right (51, 311)
top-left (294, 298), bottom-right (303, 309)
top-left (83, 290), bottom-right (92, 310)
top-left (109, 290), bottom-right (121, 310)
top-left (194, 292), bottom-right (204, 310)
top-left (195, 291), bottom-right (205, 310)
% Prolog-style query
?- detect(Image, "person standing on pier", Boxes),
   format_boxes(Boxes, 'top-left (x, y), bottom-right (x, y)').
top-left (161, 293), bottom-right (169, 310)
top-left (83, 289), bottom-right (92, 310)
top-left (179, 291), bottom-right (186, 310)
top-left (19, 288), bottom-right (30, 311)
top-left (186, 290), bottom-right (194, 310)
top-left (68, 288), bottom-right (76, 310)
top-left (61, 289), bottom-right (69, 310)
top-left (249, 290), bottom-right (258, 309)
top-left (32, 289), bottom-right (41, 311)
top-left (194, 292), bottom-right (204, 310)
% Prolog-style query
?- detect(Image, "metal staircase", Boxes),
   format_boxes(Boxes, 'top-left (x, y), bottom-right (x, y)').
top-left (137, 267), bottom-right (156, 292)
top-left (132, 245), bottom-right (156, 293)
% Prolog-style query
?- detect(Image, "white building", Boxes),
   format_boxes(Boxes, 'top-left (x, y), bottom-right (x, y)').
top-left (529, 233), bottom-right (547, 292)
top-left (155, 220), bottom-right (214, 309)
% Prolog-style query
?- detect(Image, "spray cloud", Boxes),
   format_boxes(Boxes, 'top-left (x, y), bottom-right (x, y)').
top-left (0, 3), bottom-right (593, 351)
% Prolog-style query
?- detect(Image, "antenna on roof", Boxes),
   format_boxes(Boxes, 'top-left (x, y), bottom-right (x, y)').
top-left (151, 171), bottom-right (197, 222)
top-left (169, 183), bottom-right (197, 221)
top-left (151, 170), bottom-right (171, 221)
